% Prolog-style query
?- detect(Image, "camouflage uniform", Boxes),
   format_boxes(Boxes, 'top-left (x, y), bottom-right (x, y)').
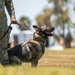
top-left (0, 0), bottom-right (16, 65)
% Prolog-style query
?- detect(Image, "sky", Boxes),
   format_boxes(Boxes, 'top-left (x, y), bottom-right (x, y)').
top-left (7, 0), bottom-right (75, 25)
top-left (13, 0), bottom-right (47, 24)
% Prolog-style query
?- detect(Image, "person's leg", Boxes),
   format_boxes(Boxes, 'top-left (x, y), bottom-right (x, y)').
top-left (0, 31), bottom-right (9, 66)
top-left (0, 18), bottom-right (9, 66)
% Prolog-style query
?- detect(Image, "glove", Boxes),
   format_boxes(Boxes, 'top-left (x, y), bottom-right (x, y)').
top-left (11, 18), bottom-right (17, 24)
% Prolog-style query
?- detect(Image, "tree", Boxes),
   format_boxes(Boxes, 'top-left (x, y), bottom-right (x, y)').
top-left (36, 8), bottom-right (53, 27)
top-left (48, 0), bottom-right (74, 47)
top-left (18, 16), bottom-right (31, 31)
top-left (36, 0), bottom-right (75, 47)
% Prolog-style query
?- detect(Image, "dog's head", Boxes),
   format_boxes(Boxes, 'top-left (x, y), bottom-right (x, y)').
top-left (33, 25), bottom-right (55, 40)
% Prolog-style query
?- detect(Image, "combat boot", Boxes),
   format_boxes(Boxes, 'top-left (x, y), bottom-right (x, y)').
top-left (1, 59), bottom-right (10, 66)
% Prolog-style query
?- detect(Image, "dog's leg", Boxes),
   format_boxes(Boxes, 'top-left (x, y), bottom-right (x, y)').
top-left (31, 60), bottom-right (38, 67)
top-left (9, 56), bottom-right (22, 65)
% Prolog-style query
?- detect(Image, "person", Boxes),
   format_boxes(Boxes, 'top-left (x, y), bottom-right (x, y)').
top-left (0, 0), bottom-right (17, 66)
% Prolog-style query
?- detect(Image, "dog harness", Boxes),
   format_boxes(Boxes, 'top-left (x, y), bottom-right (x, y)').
top-left (21, 39), bottom-right (45, 60)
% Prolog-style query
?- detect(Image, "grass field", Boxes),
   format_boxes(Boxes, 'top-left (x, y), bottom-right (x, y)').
top-left (0, 48), bottom-right (75, 75)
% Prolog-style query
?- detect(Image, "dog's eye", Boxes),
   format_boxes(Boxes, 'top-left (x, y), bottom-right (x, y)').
top-left (42, 34), bottom-right (45, 37)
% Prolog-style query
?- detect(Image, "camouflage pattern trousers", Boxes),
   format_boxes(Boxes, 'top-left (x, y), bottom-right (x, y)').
top-left (0, 17), bottom-right (9, 65)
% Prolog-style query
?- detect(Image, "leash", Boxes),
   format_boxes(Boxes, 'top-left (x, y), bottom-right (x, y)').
top-left (0, 23), bottom-right (12, 40)
top-left (0, 23), bottom-right (28, 40)
top-left (16, 22), bottom-right (28, 30)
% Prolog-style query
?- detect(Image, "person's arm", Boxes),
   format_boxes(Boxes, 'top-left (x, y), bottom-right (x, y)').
top-left (5, 0), bottom-right (17, 23)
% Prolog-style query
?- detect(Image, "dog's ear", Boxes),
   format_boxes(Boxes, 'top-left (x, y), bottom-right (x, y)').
top-left (33, 25), bottom-right (40, 31)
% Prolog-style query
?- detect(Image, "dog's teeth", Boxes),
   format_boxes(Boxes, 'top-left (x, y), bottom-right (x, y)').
top-left (51, 32), bottom-right (53, 34)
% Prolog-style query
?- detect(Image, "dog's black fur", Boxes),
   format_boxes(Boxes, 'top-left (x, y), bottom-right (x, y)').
top-left (8, 25), bottom-right (55, 67)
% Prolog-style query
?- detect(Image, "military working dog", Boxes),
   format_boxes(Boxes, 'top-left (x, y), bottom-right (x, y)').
top-left (8, 25), bottom-right (55, 67)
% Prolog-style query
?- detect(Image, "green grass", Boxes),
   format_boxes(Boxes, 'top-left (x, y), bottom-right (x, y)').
top-left (46, 48), bottom-right (75, 53)
top-left (0, 66), bottom-right (75, 75)
top-left (0, 48), bottom-right (75, 75)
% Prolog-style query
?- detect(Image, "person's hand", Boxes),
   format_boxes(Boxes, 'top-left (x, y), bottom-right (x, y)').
top-left (11, 18), bottom-right (17, 24)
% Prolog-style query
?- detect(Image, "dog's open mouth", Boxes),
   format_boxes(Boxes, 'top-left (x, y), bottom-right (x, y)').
top-left (47, 32), bottom-right (54, 35)
top-left (46, 27), bottom-right (55, 36)
top-left (46, 31), bottom-right (54, 36)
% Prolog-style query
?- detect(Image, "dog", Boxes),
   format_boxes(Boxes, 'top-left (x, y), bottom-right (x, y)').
top-left (8, 25), bottom-right (55, 67)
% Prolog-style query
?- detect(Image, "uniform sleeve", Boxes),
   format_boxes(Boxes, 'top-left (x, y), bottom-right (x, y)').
top-left (5, 0), bottom-right (16, 20)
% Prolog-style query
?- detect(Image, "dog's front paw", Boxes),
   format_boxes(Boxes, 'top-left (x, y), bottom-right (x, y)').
top-left (31, 60), bottom-right (38, 67)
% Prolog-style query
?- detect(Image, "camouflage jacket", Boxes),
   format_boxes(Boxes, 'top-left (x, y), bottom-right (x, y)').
top-left (0, 0), bottom-right (16, 20)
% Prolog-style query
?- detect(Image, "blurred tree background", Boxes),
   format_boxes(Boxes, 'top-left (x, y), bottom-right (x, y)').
top-left (35, 0), bottom-right (75, 48)
top-left (18, 0), bottom-right (75, 48)
top-left (18, 16), bottom-right (31, 30)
